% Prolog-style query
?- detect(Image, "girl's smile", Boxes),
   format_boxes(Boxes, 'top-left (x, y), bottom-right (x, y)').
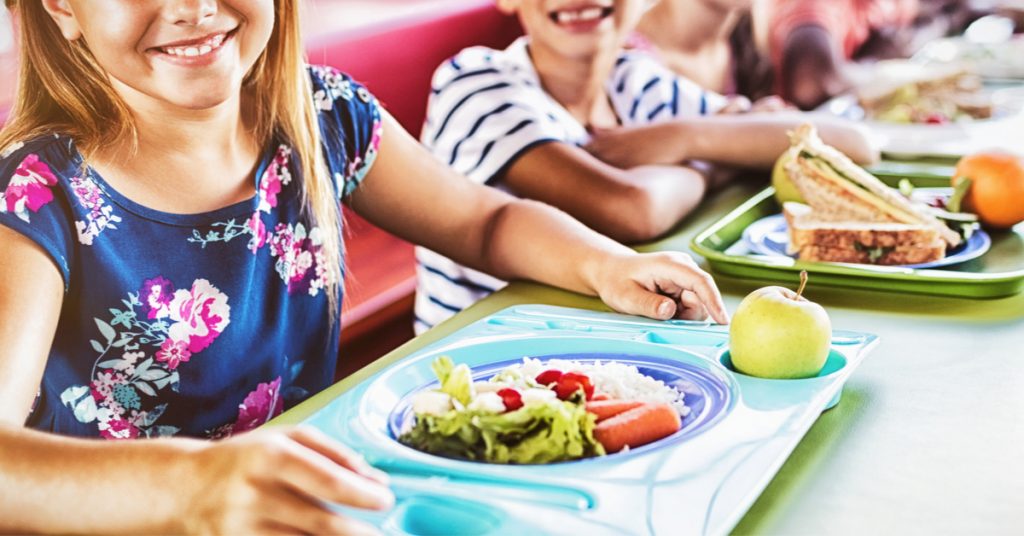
top-left (148, 27), bottom-right (237, 67)
top-left (41, 0), bottom-right (274, 111)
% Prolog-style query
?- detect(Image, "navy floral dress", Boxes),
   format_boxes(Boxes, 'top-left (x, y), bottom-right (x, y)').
top-left (0, 66), bottom-right (382, 439)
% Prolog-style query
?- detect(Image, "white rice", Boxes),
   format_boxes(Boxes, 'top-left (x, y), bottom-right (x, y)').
top-left (507, 357), bottom-right (689, 416)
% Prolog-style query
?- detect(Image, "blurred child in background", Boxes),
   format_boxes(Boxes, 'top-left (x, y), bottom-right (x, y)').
top-left (633, 0), bottom-right (778, 104)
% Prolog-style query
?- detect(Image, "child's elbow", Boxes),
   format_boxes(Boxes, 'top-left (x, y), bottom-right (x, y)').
top-left (611, 187), bottom-right (677, 243)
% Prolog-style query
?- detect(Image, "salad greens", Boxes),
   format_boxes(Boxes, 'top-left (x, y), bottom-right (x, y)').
top-left (399, 356), bottom-right (605, 464)
top-left (432, 356), bottom-right (473, 407)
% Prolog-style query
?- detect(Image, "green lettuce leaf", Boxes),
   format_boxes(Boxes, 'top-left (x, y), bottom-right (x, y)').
top-left (400, 357), bottom-right (604, 464)
top-left (431, 356), bottom-right (473, 407)
top-left (399, 400), bottom-right (604, 464)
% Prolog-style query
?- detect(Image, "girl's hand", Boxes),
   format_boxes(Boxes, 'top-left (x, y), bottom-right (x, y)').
top-left (184, 426), bottom-right (393, 535)
top-left (588, 251), bottom-right (730, 325)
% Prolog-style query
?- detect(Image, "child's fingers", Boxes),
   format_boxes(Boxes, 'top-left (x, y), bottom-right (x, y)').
top-left (286, 426), bottom-right (390, 485)
top-left (718, 95), bottom-right (752, 114)
top-left (613, 281), bottom-right (678, 320)
top-left (676, 290), bottom-right (708, 321)
top-left (261, 486), bottom-right (379, 536)
top-left (272, 436), bottom-right (394, 511)
top-left (646, 254), bottom-right (728, 325)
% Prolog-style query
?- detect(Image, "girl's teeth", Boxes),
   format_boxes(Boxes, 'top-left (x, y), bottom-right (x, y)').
top-left (161, 34), bottom-right (226, 57)
top-left (580, 7), bottom-right (602, 20)
top-left (557, 11), bottom-right (578, 23)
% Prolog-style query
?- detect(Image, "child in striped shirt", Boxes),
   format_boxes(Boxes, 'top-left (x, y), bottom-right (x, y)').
top-left (415, 0), bottom-right (878, 333)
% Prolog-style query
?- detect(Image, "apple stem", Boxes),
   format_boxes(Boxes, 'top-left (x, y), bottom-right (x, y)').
top-left (796, 270), bottom-right (809, 300)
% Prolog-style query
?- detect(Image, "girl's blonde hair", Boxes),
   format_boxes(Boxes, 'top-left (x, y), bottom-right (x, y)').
top-left (0, 0), bottom-right (343, 317)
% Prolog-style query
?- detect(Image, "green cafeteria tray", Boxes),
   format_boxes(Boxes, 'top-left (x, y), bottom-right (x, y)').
top-left (690, 172), bottom-right (1024, 299)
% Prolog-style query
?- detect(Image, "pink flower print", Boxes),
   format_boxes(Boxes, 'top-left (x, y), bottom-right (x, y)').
top-left (268, 222), bottom-right (293, 258)
top-left (166, 279), bottom-right (231, 354)
top-left (100, 415), bottom-right (140, 440)
top-left (69, 176), bottom-right (120, 245)
top-left (246, 212), bottom-right (267, 253)
top-left (0, 154), bottom-right (58, 223)
top-left (140, 276), bottom-right (175, 320)
top-left (256, 146), bottom-right (292, 213)
top-left (345, 116), bottom-right (382, 194)
top-left (155, 339), bottom-right (192, 370)
top-left (90, 369), bottom-right (123, 402)
top-left (370, 117), bottom-right (382, 153)
top-left (71, 178), bottom-right (103, 218)
top-left (268, 223), bottom-right (323, 295)
top-left (230, 377), bottom-right (284, 435)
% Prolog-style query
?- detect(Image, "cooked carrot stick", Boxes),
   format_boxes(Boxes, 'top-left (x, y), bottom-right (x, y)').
top-left (593, 403), bottom-right (681, 453)
top-left (591, 393), bottom-right (610, 402)
top-left (585, 399), bottom-right (643, 422)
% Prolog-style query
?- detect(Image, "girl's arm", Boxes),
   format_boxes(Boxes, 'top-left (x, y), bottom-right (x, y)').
top-left (348, 113), bottom-right (729, 324)
top-left (499, 141), bottom-right (709, 243)
top-left (0, 227), bottom-right (392, 534)
top-left (586, 113), bottom-right (879, 170)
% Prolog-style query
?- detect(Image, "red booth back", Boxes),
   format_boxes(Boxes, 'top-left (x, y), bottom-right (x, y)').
top-left (305, 4), bottom-right (522, 138)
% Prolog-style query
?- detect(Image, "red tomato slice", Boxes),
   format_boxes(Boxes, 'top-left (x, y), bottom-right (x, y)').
top-left (497, 388), bottom-right (524, 411)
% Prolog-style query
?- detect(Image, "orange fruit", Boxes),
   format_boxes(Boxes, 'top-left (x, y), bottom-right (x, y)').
top-left (952, 152), bottom-right (1024, 229)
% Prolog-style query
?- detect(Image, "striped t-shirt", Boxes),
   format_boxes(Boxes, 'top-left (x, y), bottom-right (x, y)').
top-left (414, 37), bottom-right (726, 334)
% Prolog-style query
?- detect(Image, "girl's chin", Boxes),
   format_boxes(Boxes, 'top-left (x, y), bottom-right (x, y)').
top-left (159, 90), bottom-right (238, 111)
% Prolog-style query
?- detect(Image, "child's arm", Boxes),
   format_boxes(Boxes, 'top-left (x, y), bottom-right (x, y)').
top-left (586, 113), bottom-right (879, 170)
top-left (0, 227), bottom-right (392, 533)
top-left (497, 141), bottom-right (709, 243)
top-left (348, 113), bottom-right (729, 324)
top-left (0, 425), bottom-right (391, 534)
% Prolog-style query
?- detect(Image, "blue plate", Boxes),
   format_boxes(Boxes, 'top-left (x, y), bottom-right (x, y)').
top-left (742, 214), bottom-right (991, 269)
top-left (388, 352), bottom-right (734, 464)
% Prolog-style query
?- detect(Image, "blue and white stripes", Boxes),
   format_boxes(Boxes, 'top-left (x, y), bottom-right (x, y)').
top-left (413, 37), bottom-right (725, 333)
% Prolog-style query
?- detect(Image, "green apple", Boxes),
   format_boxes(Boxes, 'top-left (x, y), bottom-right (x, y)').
top-left (729, 271), bottom-right (831, 379)
top-left (771, 150), bottom-right (805, 205)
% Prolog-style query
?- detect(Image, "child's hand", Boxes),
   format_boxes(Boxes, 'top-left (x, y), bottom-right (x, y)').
top-left (184, 426), bottom-right (393, 535)
top-left (749, 96), bottom-right (793, 113)
top-left (716, 95), bottom-right (753, 114)
top-left (585, 124), bottom-right (685, 169)
top-left (589, 251), bottom-right (730, 325)
top-left (717, 96), bottom-right (794, 115)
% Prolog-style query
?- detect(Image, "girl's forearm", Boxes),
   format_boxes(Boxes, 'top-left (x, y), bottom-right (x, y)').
top-left (478, 198), bottom-right (634, 296)
top-left (0, 425), bottom-right (200, 533)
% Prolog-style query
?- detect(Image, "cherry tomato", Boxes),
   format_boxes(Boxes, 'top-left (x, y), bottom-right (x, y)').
top-left (534, 369), bottom-right (563, 386)
top-left (562, 372), bottom-right (595, 400)
top-left (497, 388), bottom-right (523, 412)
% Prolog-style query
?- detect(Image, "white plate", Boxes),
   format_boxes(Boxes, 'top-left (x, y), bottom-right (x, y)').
top-left (822, 85), bottom-right (1024, 159)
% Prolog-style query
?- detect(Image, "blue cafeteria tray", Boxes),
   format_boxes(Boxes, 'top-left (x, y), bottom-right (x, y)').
top-left (303, 305), bottom-right (878, 535)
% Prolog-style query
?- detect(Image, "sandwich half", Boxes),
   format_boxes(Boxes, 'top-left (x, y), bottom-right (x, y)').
top-left (782, 124), bottom-right (962, 248)
top-left (783, 202), bottom-right (947, 265)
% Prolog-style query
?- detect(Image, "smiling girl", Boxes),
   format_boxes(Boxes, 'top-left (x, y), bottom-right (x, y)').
top-left (0, 0), bottom-right (728, 532)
